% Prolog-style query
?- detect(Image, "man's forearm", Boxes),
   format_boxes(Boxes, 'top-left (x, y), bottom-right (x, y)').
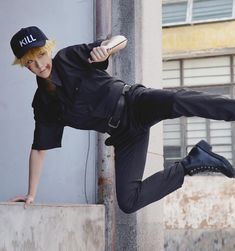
top-left (28, 149), bottom-right (46, 198)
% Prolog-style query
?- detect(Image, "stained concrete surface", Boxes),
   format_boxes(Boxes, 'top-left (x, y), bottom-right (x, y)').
top-left (0, 202), bottom-right (105, 251)
top-left (164, 176), bottom-right (235, 251)
top-left (164, 229), bottom-right (235, 251)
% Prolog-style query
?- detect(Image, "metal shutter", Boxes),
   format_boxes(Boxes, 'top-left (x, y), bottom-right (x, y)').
top-left (192, 0), bottom-right (233, 21)
top-left (184, 57), bottom-right (231, 86)
top-left (163, 60), bottom-right (181, 87)
top-left (163, 1), bottom-right (188, 25)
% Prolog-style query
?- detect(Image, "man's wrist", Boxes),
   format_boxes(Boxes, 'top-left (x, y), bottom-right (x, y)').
top-left (27, 194), bottom-right (35, 199)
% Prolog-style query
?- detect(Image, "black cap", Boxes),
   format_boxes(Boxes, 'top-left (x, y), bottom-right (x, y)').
top-left (10, 26), bottom-right (48, 59)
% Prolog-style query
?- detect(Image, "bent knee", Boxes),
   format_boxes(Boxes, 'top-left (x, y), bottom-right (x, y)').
top-left (117, 197), bottom-right (136, 214)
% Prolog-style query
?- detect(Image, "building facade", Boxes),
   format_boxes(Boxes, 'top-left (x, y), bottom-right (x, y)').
top-left (162, 0), bottom-right (235, 250)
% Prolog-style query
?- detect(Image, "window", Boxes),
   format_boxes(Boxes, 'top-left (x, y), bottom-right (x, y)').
top-left (163, 56), bottom-right (235, 170)
top-left (184, 57), bottom-right (231, 86)
top-left (162, 0), bottom-right (235, 26)
top-left (163, 60), bottom-right (181, 87)
top-left (192, 0), bottom-right (233, 21)
top-left (163, 56), bottom-right (233, 87)
top-left (162, 1), bottom-right (188, 25)
top-left (163, 118), bottom-right (182, 167)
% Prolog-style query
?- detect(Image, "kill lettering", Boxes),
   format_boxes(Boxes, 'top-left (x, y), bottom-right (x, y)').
top-left (19, 35), bottom-right (36, 47)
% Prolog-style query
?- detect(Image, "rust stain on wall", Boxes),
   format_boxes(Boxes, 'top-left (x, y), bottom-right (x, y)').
top-left (164, 176), bottom-right (235, 230)
top-left (98, 177), bottom-right (112, 186)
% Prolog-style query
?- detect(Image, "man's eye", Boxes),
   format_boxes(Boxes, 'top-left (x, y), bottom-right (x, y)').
top-left (39, 52), bottom-right (46, 57)
top-left (26, 60), bottom-right (33, 65)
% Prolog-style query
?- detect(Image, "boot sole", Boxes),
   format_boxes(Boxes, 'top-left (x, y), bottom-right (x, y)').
top-left (196, 140), bottom-right (234, 178)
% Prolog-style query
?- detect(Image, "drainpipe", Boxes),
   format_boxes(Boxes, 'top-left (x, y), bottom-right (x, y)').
top-left (95, 1), bottom-right (116, 251)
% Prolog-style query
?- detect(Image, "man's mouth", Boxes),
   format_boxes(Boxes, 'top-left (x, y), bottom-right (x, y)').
top-left (40, 69), bottom-right (46, 73)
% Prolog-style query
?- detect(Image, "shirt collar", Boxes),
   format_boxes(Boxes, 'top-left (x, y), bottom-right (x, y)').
top-left (49, 59), bottom-right (62, 87)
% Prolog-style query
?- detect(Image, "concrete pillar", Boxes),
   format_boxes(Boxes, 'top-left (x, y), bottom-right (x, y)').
top-left (96, 1), bottom-right (116, 251)
top-left (0, 203), bottom-right (105, 251)
top-left (112, 0), bottom-right (164, 250)
top-left (111, 1), bottom-right (138, 250)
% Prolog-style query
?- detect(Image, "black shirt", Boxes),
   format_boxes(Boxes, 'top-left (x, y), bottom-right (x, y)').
top-left (32, 40), bottom-right (126, 150)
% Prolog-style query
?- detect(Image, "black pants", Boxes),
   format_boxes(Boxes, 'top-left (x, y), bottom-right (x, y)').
top-left (111, 86), bottom-right (235, 214)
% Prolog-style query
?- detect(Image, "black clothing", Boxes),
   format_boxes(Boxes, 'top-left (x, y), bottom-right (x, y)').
top-left (32, 40), bottom-right (126, 150)
top-left (30, 40), bottom-right (235, 213)
top-left (105, 87), bottom-right (235, 213)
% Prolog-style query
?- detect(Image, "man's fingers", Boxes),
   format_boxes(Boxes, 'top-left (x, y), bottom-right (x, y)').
top-left (92, 47), bottom-right (104, 58)
top-left (90, 51), bottom-right (99, 62)
top-left (100, 46), bottom-right (110, 56)
top-left (88, 58), bottom-right (93, 64)
top-left (24, 201), bottom-right (29, 209)
top-left (9, 195), bottom-right (34, 209)
top-left (24, 197), bottom-right (34, 209)
top-left (9, 196), bottom-right (26, 202)
top-left (89, 46), bottom-right (109, 63)
top-left (95, 47), bottom-right (108, 58)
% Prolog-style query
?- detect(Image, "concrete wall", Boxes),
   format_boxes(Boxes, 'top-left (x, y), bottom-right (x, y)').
top-left (164, 176), bottom-right (235, 251)
top-left (137, 1), bottom-right (164, 250)
top-left (0, 202), bottom-right (105, 251)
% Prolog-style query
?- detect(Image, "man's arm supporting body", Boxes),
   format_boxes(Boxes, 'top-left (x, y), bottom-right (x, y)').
top-left (11, 149), bottom-right (46, 208)
top-left (27, 149), bottom-right (46, 206)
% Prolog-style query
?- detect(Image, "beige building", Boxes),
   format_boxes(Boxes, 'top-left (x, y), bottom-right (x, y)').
top-left (162, 0), bottom-right (235, 250)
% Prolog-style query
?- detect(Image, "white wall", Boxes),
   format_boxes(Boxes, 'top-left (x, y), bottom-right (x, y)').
top-left (0, 0), bottom-right (97, 204)
top-left (137, 1), bottom-right (164, 250)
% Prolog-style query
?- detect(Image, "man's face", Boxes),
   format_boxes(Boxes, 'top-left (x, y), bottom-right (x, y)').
top-left (25, 51), bottom-right (52, 78)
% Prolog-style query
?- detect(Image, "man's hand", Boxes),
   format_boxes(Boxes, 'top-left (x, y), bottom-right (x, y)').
top-left (88, 46), bottom-right (110, 64)
top-left (9, 195), bottom-right (34, 209)
top-left (88, 35), bottom-right (128, 64)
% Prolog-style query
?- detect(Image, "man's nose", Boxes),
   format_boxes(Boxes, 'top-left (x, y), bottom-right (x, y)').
top-left (35, 59), bottom-right (43, 69)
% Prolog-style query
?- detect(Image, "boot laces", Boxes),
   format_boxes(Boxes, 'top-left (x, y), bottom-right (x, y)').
top-left (189, 165), bottom-right (220, 175)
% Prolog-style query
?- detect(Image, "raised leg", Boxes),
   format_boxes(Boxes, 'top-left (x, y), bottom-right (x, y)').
top-left (133, 88), bottom-right (235, 128)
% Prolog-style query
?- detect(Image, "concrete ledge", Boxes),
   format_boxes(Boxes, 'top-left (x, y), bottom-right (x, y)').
top-left (0, 202), bottom-right (105, 251)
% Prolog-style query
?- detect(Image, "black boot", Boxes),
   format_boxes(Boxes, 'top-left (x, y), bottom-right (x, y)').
top-left (181, 140), bottom-right (235, 178)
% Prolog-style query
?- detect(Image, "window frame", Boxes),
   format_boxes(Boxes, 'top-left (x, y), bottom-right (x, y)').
top-left (162, 0), bottom-right (235, 27)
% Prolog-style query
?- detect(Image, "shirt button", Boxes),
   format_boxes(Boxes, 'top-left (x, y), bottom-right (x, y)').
top-left (75, 87), bottom-right (79, 91)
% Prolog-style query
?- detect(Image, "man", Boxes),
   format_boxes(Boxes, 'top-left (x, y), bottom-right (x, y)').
top-left (10, 26), bottom-right (235, 213)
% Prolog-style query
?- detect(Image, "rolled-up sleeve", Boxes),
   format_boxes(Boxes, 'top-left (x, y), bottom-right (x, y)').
top-left (32, 122), bottom-right (64, 150)
top-left (58, 40), bottom-right (109, 70)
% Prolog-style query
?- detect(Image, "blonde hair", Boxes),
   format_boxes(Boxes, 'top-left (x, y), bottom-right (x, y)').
top-left (13, 40), bottom-right (56, 67)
